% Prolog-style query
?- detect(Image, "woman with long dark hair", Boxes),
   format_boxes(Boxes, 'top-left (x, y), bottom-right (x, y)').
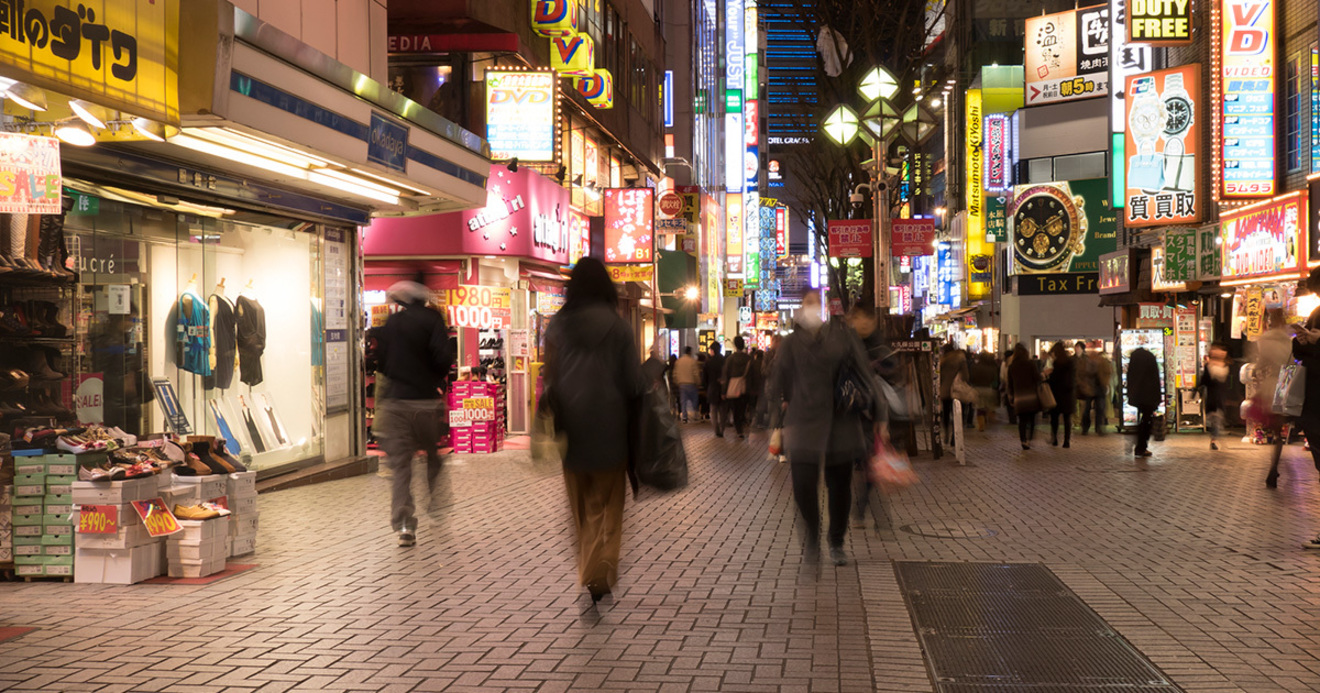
top-left (1007, 343), bottom-right (1043, 450)
top-left (543, 258), bottom-right (646, 603)
top-left (1047, 341), bottom-right (1076, 448)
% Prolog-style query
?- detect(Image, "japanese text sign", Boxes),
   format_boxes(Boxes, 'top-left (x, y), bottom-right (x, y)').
top-left (891, 219), bottom-right (936, 256)
top-left (0, 133), bottom-right (60, 213)
top-left (1110, 0), bottom-right (1153, 135)
top-left (1219, 191), bottom-right (1306, 280)
top-left (607, 264), bottom-right (652, 283)
top-left (1150, 246), bottom-right (1187, 292)
top-left (603, 188), bottom-right (654, 264)
top-left (984, 113), bottom-right (1013, 193)
top-left (1098, 249), bottom-right (1132, 294)
top-left (1135, 302), bottom-right (1175, 328)
top-left (435, 285), bottom-right (513, 330)
top-left (486, 70), bottom-right (557, 161)
top-left (827, 220), bottom-right (872, 258)
top-left (77, 505), bottom-right (118, 534)
top-left (1123, 64), bottom-right (1201, 227)
top-left (1161, 227), bottom-right (1196, 282)
top-left (0, 0), bottom-right (180, 124)
top-left (131, 498), bottom-right (181, 537)
top-left (1128, 0), bottom-right (1192, 45)
top-left (1198, 223), bottom-right (1222, 279)
top-left (1024, 5), bottom-right (1110, 106)
top-left (726, 192), bottom-right (744, 275)
top-left (449, 397), bottom-right (497, 427)
top-left (1220, 0), bottom-right (1276, 198)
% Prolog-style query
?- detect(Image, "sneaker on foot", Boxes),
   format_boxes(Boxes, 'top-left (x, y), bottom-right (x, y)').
top-left (398, 529), bottom-right (416, 547)
top-left (1135, 449), bottom-right (1153, 458)
top-left (1210, 441), bottom-right (1219, 451)
top-left (830, 547), bottom-right (848, 566)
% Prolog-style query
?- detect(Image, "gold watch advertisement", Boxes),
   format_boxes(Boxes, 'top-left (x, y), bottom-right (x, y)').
top-left (1008, 177), bottom-right (1118, 275)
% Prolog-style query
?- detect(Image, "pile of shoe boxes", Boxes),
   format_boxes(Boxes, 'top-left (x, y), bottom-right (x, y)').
top-left (448, 381), bottom-right (505, 454)
top-left (72, 474), bottom-right (164, 584)
top-left (227, 471), bottom-right (258, 557)
top-left (167, 516), bottom-right (229, 578)
top-left (13, 451), bottom-right (76, 578)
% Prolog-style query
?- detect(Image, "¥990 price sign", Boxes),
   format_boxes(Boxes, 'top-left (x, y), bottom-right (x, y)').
top-left (603, 188), bottom-right (654, 264)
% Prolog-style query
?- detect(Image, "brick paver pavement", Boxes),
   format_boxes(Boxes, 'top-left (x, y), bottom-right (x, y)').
top-left (1, 421), bottom-right (1319, 692)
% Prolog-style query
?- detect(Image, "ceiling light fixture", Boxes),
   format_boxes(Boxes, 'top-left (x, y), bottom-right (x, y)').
top-left (54, 120), bottom-right (96, 147)
top-left (68, 99), bottom-right (108, 129)
top-left (132, 117), bottom-right (166, 141)
top-left (6, 82), bottom-right (47, 111)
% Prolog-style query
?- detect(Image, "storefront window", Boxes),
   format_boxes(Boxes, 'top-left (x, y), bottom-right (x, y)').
top-left (66, 192), bottom-right (329, 472)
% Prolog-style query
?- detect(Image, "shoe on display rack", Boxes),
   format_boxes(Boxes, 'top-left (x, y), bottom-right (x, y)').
top-left (77, 464), bottom-right (126, 482)
top-left (173, 503), bottom-right (225, 520)
top-left (57, 434), bottom-right (107, 454)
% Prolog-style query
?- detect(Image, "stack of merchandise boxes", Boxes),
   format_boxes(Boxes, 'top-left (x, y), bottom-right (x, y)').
top-left (13, 451), bottom-right (78, 578)
top-left (447, 381), bottom-right (505, 454)
top-left (226, 471), bottom-right (258, 557)
top-left (1, 433), bottom-right (11, 568)
top-left (167, 516), bottom-right (230, 578)
top-left (72, 474), bottom-right (164, 584)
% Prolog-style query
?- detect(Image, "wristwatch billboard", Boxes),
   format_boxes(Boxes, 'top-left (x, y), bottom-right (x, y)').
top-left (1009, 182), bottom-right (1088, 274)
top-left (1161, 72), bottom-right (1195, 191)
top-left (1127, 75), bottom-right (1166, 192)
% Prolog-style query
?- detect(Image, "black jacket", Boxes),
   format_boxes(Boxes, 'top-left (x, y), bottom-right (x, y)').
top-left (703, 352), bottom-right (726, 401)
top-left (1048, 354), bottom-right (1077, 409)
top-left (1126, 348), bottom-right (1162, 410)
top-left (378, 302), bottom-right (453, 400)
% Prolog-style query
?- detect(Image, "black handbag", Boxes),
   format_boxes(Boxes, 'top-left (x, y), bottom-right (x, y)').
top-left (835, 360), bottom-right (875, 420)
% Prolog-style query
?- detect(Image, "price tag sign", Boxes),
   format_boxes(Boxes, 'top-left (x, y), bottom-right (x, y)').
top-left (77, 505), bottom-right (118, 534)
top-left (131, 498), bottom-right (182, 537)
top-left (435, 285), bottom-right (513, 329)
top-left (449, 397), bottom-right (498, 427)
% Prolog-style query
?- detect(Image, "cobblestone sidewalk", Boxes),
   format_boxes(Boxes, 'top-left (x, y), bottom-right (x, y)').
top-left (0, 421), bottom-right (1317, 692)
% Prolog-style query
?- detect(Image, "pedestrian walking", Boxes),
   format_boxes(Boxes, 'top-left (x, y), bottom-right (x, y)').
top-left (704, 342), bottom-right (727, 436)
top-left (774, 292), bottom-right (885, 567)
top-left (1074, 341), bottom-right (1096, 432)
top-left (1047, 342), bottom-right (1076, 448)
top-left (1127, 346), bottom-right (1161, 458)
top-left (673, 346), bottom-right (701, 423)
top-left (1289, 268), bottom-right (1320, 549)
top-left (542, 257), bottom-right (647, 603)
top-left (722, 336), bottom-right (753, 439)
top-left (374, 280), bottom-right (454, 547)
top-left (969, 352), bottom-right (998, 431)
top-left (1006, 343), bottom-right (1042, 450)
top-left (846, 302), bottom-right (895, 527)
top-left (1257, 312), bottom-right (1294, 486)
top-left (1199, 343), bottom-right (1230, 451)
top-left (748, 349), bottom-right (766, 428)
top-left (1089, 349), bottom-right (1115, 434)
top-left (939, 344), bottom-right (969, 446)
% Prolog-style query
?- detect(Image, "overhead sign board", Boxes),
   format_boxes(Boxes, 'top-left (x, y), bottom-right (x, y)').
top-left (1128, 0), bottom-right (1193, 44)
top-left (827, 219), bottom-right (872, 258)
top-left (1123, 64), bottom-right (1202, 227)
top-left (1219, 191), bottom-right (1305, 281)
top-left (603, 188), bottom-right (654, 264)
top-left (1024, 5), bottom-right (1110, 106)
top-left (1009, 178), bottom-right (1118, 275)
top-left (891, 219), bottom-right (936, 256)
top-left (485, 70), bottom-right (557, 161)
top-left (1220, 0), bottom-right (1277, 198)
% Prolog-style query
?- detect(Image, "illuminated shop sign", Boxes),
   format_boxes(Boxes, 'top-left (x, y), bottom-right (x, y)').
top-left (984, 113), bottom-right (1013, 194)
top-left (1221, 0), bottom-right (1276, 198)
top-left (485, 70), bottom-right (557, 161)
top-left (1123, 64), bottom-right (1201, 227)
top-left (1219, 192), bottom-right (1305, 280)
top-left (603, 188), bottom-right (654, 264)
top-left (1098, 249), bottom-right (1132, 294)
top-left (726, 192), bottom-right (744, 276)
top-left (1024, 5), bottom-right (1110, 105)
top-left (1128, 0), bottom-right (1193, 44)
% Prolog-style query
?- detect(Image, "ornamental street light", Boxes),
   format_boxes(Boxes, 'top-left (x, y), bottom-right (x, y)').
top-left (858, 66), bottom-right (899, 103)
top-left (822, 104), bottom-right (860, 146)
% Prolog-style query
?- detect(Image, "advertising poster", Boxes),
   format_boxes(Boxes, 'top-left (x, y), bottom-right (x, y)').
top-left (1124, 64), bottom-right (1201, 227)
top-left (1008, 177), bottom-right (1118, 274)
top-left (983, 113), bottom-right (1013, 193)
top-left (891, 219), bottom-right (935, 256)
top-left (1098, 249), bottom-right (1133, 295)
top-left (726, 193), bottom-right (744, 275)
top-left (1024, 5), bottom-right (1110, 105)
top-left (1220, 0), bottom-right (1276, 198)
top-left (827, 220), bottom-right (872, 258)
top-left (607, 265), bottom-right (652, 283)
top-left (1128, 0), bottom-right (1193, 44)
top-left (1219, 191), bottom-right (1305, 281)
top-left (603, 188), bottom-right (654, 264)
top-left (485, 71), bottom-right (557, 162)
top-left (435, 286), bottom-right (513, 330)
top-left (0, 133), bottom-right (61, 214)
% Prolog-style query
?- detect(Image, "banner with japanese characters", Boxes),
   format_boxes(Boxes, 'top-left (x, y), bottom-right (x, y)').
top-left (1123, 64), bottom-right (1202, 227)
top-left (603, 188), bottom-right (654, 263)
top-left (1024, 5), bottom-right (1110, 105)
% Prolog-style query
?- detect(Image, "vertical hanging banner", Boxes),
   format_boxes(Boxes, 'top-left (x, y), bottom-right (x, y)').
top-left (1221, 0), bottom-right (1276, 198)
top-left (602, 188), bottom-right (654, 264)
top-left (965, 89), bottom-right (990, 300)
top-left (983, 113), bottom-right (1013, 194)
top-left (726, 193), bottom-right (745, 276)
top-left (1123, 64), bottom-right (1202, 227)
top-left (1024, 5), bottom-right (1110, 105)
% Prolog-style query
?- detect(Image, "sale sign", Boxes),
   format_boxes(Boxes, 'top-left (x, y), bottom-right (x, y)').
top-left (434, 285), bottom-right (513, 329)
top-left (0, 133), bottom-right (61, 214)
top-left (607, 264), bottom-right (653, 283)
top-left (827, 220), bottom-right (872, 258)
top-left (131, 499), bottom-right (182, 537)
top-left (449, 396), bottom-right (498, 427)
top-left (603, 188), bottom-right (654, 263)
top-left (77, 505), bottom-right (119, 534)
top-left (891, 219), bottom-right (936, 256)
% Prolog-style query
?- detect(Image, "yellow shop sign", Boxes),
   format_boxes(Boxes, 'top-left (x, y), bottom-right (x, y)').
top-left (0, 0), bottom-right (179, 124)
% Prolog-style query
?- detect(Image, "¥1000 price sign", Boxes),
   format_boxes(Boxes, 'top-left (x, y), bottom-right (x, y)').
top-left (435, 285), bottom-right (513, 330)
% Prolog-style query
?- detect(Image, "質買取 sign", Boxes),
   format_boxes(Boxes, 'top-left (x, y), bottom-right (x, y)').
top-left (1220, 0), bottom-right (1276, 198)
top-left (1123, 64), bottom-right (1201, 227)
top-left (1219, 191), bottom-right (1305, 281)
top-left (485, 70), bottom-right (557, 162)
top-left (1024, 5), bottom-right (1110, 106)
top-left (435, 286), bottom-right (513, 330)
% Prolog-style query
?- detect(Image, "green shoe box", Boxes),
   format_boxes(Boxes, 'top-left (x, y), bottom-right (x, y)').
top-left (15, 461), bottom-right (45, 476)
top-left (44, 522), bottom-right (73, 537)
top-left (14, 473), bottom-right (45, 487)
top-left (43, 512), bottom-right (73, 525)
top-left (12, 496), bottom-right (43, 508)
top-left (43, 543), bottom-right (71, 556)
top-left (13, 535), bottom-right (43, 546)
top-left (44, 462), bottom-right (77, 476)
top-left (13, 512), bottom-right (43, 526)
top-left (46, 477), bottom-right (75, 496)
top-left (12, 525), bottom-right (43, 537)
top-left (40, 534), bottom-right (73, 546)
top-left (13, 543), bottom-right (42, 556)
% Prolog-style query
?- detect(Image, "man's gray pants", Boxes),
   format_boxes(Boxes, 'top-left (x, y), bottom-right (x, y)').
top-left (376, 398), bottom-right (444, 531)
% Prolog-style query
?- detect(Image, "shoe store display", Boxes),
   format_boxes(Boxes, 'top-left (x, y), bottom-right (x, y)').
top-left (173, 503), bottom-right (226, 520)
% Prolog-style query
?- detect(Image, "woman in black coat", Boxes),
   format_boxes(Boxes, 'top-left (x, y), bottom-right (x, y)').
top-left (1047, 341), bottom-right (1077, 448)
top-left (1006, 343), bottom-right (1043, 450)
top-left (543, 258), bottom-right (646, 604)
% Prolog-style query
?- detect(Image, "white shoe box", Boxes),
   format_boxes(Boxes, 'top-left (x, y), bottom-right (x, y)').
top-left (71, 477), bottom-right (157, 505)
top-left (230, 496), bottom-right (257, 516)
top-left (230, 532), bottom-right (256, 557)
top-left (228, 512), bottom-right (259, 537)
top-left (168, 555), bottom-right (226, 578)
top-left (74, 544), bottom-right (160, 584)
top-left (175, 517), bottom-right (229, 542)
top-left (227, 472), bottom-right (257, 498)
top-left (167, 538), bottom-right (227, 562)
top-left (170, 475), bottom-right (226, 500)
top-left (75, 522), bottom-right (153, 550)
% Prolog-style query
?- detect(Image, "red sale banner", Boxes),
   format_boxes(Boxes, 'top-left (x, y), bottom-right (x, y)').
top-left (131, 498), bottom-right (182, 537)
top-left (77, 505), bottom-right (118, 534)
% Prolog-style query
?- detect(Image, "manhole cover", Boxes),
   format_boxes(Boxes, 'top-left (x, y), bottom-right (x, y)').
top-left (900, 521), bottom-right (998, 539)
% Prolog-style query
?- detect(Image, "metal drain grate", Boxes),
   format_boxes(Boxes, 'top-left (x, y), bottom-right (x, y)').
top-left (895, 562), bottom-right (1182, 692)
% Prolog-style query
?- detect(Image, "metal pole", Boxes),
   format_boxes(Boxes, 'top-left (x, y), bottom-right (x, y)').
top-left (874, 142), bottom-right (890, 310)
